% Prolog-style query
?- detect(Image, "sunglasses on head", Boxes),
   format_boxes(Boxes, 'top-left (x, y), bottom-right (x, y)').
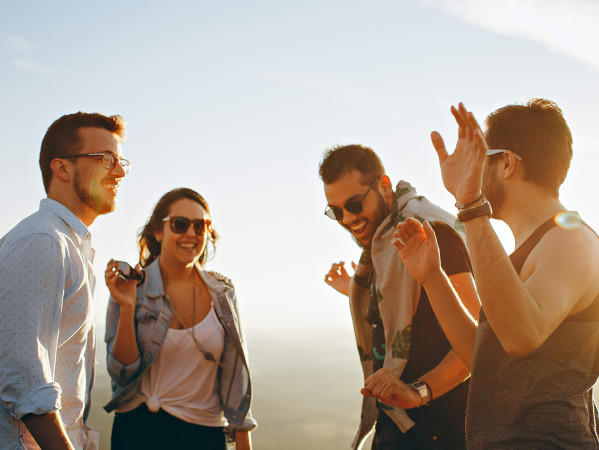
top-left (162, 216), bottom-right (211, 235)
top-left (324, 176), bottom-right (380, 221)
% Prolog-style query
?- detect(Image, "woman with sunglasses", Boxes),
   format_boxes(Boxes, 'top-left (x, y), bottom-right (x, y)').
top-left (103, 188), bottom-right (256, 450)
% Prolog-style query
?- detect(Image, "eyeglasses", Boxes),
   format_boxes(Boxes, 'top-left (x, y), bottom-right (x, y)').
top-left (162, 216), bottom-right (211, 235)
top-left (486, 149), bottom-right (522, 161)
top-left (59, 152), bottom-right (131, 174)
top-left (324, 176), bottom-right (380, 220)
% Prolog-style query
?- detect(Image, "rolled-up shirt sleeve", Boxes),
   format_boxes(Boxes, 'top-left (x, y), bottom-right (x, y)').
top-left (0, 234), bottom-right (66, 419)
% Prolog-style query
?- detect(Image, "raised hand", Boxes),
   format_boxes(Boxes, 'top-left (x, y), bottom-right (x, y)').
top-left (324, 261), bottom-right (356, 296)
top-left (431, 103), bottom-right (488, 205)
top-left (392, 218), bottom-right (441, 285)
top-left (361, 368), bottom-right (421, 409)
top-left (105, 259), bottom-right (137, 309)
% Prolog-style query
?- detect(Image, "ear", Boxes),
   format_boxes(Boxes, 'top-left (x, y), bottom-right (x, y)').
top-left (502, 152), bottom-right (519, 179)
top-left (379, 175), bottom-right (393, 193)
top-left (49, 158), bottom-right (73, 182)
top-left (154, 229), bottom-right (163, 243)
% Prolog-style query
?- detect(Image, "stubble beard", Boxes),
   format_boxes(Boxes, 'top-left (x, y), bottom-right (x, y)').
top-left (73, 170), bottom-right (115, 217)
top-left (348, 191), bottom-right (390, 249)
top-left (482, 162), bottom-right (506, 217)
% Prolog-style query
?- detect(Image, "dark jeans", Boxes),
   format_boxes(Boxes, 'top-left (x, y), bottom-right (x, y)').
top-left (111, 404), bottom-right (226, 450)
top-left (372, 410), bottom-right (466, 450)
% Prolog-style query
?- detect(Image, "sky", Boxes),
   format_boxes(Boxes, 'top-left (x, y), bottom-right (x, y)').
top-left (1, 0), bottom-right (599, 446)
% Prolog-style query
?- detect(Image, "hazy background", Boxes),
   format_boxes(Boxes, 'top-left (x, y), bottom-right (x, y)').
top-left (1, 1), bottom-right (599, 448)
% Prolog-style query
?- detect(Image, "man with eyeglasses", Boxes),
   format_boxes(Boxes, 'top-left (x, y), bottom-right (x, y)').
top-left (383, 99), bottom-right (599, 448)
top-left (0, 112), bottom-right (128, 449)
top-left (319, 144), bottom-right (479, 449)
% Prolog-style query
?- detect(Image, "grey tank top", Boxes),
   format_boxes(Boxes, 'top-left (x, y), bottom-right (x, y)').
top-left (466, 215), bottom-right (599, 449)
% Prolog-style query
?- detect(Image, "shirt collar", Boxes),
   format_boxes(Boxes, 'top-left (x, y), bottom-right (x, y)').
top-left (40, 198), bottom-right (91, 241)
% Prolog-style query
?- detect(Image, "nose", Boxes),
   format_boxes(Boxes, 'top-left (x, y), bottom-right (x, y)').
top-left (341, 209), bottom-right (358, 226)
top-left (112, 161), bottom-right (127, 177)
top-left (111, 159), bottom-right (129, 178)
top-left (184, 223), bottom-right (198, 237)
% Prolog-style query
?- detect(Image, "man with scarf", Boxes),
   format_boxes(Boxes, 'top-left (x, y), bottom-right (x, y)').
top-left (320, 144), bottom-right (479, 449)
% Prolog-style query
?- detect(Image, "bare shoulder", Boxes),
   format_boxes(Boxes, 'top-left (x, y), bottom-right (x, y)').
top-left (523, 223), bottom-right (599, 311)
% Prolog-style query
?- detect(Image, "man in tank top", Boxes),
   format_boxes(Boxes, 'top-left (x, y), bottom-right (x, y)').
top-left (378, 99), bottom-right (599, 448)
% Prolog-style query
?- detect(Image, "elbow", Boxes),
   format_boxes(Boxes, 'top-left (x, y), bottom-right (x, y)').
top-left (500, 333), bottom-right (543, 357)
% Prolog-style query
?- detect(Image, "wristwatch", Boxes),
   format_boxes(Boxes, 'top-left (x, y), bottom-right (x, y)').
top-left (409, 380), bottom-right (432, 407)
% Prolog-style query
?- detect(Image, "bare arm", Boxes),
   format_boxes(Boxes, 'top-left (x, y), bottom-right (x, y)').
top-left (361, 260), bottom-right (478, 406)
top-left (393, 218), bottom-right (479, 368)
top-left (462, 217), bottom-right (598, 355)
top-left (235, 431), bottom-right (252, 450)
top-left (22, 412), bottom-right (74, 450)
top-left (432, 103), bottom-right (599, 355)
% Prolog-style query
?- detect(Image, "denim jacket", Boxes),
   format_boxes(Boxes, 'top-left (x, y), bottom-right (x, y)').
top-left (103, 259), bottom-right (257, 435)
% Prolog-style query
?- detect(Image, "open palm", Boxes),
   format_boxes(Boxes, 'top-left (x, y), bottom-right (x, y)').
top-left (392, 218), bottom-right (441, 285)
top-left (431, 103), bottom-right (488, 205)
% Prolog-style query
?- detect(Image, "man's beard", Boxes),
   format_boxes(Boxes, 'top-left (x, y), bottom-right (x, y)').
top-left (73, 170), bottom-right (115, 216)
top-left (348, 190), bottom-right (390, 249)
top-left (482, 161), bottom-right (506, 216)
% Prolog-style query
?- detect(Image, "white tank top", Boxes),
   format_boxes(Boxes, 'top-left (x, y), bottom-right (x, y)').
top-left (118, 306), bottom-right (227, 427)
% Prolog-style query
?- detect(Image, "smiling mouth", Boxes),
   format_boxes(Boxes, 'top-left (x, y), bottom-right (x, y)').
top-left (349, 219), bottom-right (368, 235)
top-left (102, 179), bottom-right (121, 193)
top-left (178, 242), bottom-right (197, 250)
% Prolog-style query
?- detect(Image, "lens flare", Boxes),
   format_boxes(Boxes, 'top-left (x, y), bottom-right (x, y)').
top-left (554, 211), bottom-right (583, 230)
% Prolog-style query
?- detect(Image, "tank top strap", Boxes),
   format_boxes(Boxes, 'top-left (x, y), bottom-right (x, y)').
top-left (509, 215), bottom-right (559, 275)
top-left (508, 212), bottom-right (599, 322)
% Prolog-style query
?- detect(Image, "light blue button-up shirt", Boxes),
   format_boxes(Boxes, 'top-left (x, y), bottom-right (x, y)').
top-left (0, 199), bottom-right (97, 450)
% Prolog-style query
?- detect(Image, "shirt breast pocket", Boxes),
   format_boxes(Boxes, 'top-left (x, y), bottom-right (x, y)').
top-left (135, 304), bottom-right (161, 351)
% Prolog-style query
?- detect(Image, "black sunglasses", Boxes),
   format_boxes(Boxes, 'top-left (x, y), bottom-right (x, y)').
top-left (324, 176), bottom-right (380, 220)
top-left (162, 216), bottom-right (211, 235)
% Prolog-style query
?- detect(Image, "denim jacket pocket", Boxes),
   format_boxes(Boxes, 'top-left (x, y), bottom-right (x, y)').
top-left (135, 304), bottom-right (161, 352)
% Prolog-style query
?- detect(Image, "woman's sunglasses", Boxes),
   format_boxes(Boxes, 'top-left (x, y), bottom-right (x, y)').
top-left (162, 216), bottom-right (211, 235)
top-left (324, 177), bottom-right (379, 220)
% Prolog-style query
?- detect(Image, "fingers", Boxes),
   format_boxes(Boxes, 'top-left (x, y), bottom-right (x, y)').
top-left (422, 220), bottom-right (439, 247)
top-left (324, 261), bottom-right (349, 284)
top-left (430, 131), bottom-right (448, 163)
top-left (474, 127), bottom-right (487, 152)
top-left (392, 217), bottom-right (426, 248)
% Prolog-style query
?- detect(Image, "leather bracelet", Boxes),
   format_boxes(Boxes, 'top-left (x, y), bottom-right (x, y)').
top-left (458, 200), bottom-right (492, 222)
top-left (455, 193), bottom-right (483, 210)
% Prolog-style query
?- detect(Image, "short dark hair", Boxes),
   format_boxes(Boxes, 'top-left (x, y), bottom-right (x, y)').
top-left (485, 99), bottom-right (572, 197)
top-left (39, 112), bottom-right (127, 192)
top-left (138, 188), bottom-right (219, 268)
top-left (319, 144), bottom-right (385, 185)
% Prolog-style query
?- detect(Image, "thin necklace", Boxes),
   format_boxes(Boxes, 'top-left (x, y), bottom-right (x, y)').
top-left (171, 269), bottom-right (218, 364)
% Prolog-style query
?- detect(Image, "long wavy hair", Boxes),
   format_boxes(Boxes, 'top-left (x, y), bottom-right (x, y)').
top-left (138, 188), bottom-right (219, 268)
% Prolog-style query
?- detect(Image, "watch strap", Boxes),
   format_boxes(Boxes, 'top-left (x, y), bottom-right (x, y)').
top-left (458, 200), bottom-right (492, 222)
top-left (409, 380), bottom-right (432, 407)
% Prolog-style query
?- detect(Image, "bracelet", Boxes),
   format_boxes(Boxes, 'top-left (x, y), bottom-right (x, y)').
top-left (455, 193), bottom-right (484, 210)
top-left (457, 200), bottom-right (492, 222)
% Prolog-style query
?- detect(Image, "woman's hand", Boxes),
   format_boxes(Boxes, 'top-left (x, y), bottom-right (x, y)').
top-left (392, 218), bottom-right (442, 286)
top-left (105, 259), bottom-right (137, 310)
top-left (324, 261), bottom-right (355, 297)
